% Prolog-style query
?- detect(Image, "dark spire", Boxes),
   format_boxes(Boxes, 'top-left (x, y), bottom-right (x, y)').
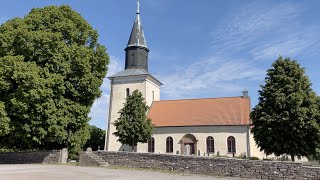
top-left (125, 0), bottom-right (149, 70)
top-left (126, 0), bottom-right (148, 48)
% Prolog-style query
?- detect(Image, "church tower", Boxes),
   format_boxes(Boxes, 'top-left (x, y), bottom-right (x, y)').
top-left (105, 1), bottom-right (162, 151)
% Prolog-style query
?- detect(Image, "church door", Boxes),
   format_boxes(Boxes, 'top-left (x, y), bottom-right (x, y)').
top-left (180, 134), bottom-right (197, 155)
top-left (184, 143), bottom-right (194, 155)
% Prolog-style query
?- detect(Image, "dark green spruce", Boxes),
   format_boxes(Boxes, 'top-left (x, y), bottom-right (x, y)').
top-left (113, 90), bottom-right (154, 151)
top-left (0, 5), bottom-right (109, 154)
top-left (251, 57), bottom-right (320, 161)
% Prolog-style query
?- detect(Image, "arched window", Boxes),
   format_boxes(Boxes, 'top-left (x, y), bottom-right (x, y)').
top-left (152, 91), bottom-right (154, 101)
top-left (206, 136), bottom-right (214, 153)
top-left (126, 88), bottom-right (130, 98)
top-left (166, 136), bottom-right (173, 153)
top-left (148, 137), bottom-right (155, 153)
top-left (227, 136), bottom-right (236, 153)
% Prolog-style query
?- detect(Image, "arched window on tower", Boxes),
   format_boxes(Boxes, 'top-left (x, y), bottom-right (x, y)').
top-left (227, 136), bottom-right (236, 153)
top-left (152, 91), bottom-right (154, 101)
top-left (206, 136), bottom-right (214, 153)
top-left (126, 88), bottom-right (130, 98)
top-left (148, 137), bottom-right (155, 153)
top-left (166, 136), bottom-right (173, 153)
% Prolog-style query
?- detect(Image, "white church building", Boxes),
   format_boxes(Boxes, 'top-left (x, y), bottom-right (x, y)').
top-left (105, 3), bottom-right (271, 159)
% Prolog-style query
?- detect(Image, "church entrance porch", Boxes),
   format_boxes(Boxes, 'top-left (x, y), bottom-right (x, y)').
top-left (180, 134), bottom-right (197, 155)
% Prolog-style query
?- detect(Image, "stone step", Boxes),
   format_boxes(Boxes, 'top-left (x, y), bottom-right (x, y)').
top-left (84, 151), bottom-right (109, 167)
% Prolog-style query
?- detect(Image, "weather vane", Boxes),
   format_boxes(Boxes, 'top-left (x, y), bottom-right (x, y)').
top-left (137, 0), bottom-right (140, 14)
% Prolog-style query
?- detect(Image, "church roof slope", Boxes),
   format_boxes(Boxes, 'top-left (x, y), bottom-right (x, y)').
top-left (148, 97), bottom-right (251, 127)
top-left (108, 68), bottom-right (148, 78)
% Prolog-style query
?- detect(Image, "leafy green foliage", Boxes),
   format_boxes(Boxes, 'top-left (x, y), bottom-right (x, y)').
top-left (251, 57), bottom-right (320, 160)
top-left (249, 157), bottom-right (260, 160)
top-left (113, 90), bottom-right (153, 150)
top-left (83, 125), bottom-right (105, 151)
top-left (0, 101), bottom-right (11, 136)
top-left (310, 96), bottom-right (320, 161)
top-left (0, 5), bottom-right (109, 152)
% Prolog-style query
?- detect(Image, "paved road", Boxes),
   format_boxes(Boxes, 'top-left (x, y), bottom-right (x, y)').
top-left (0, 164), bottom-right (246, 180)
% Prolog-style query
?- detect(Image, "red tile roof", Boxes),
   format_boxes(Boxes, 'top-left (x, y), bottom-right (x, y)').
top-left (147, 97), bottom-right (251, 127)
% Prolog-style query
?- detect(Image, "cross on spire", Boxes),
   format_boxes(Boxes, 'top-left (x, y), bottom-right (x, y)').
top-left (137, 0), bottom-right (140, 14)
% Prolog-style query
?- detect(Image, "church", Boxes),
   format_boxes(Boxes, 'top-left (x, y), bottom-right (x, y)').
top-left (105, 2), bottom-right (266, 159)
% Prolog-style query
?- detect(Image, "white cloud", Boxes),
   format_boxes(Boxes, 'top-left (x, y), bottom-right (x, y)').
top-left (210, 1), bottom-right (320, 60)
top-left (158, 1), bottom-right (320, 99)
top-left (100, 56), bottom-right (123, 92)
top-left (107, 56), bottom-right (123, 76)
top-left (89, 55), bottom-right (123, 129)
top-left (159, 56), bottom-right (265, 99)
top-left (250, 27), bottom-right (320, 60)
top-left (89, 94), bottom-right (110, 129)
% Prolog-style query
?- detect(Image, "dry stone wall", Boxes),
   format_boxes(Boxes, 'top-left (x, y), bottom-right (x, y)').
top-left (79, 148), bottom-right (109, 166)
top-left (0, 148), bottom-right (68, 164)
top-left (81, 151), bottom-right (320, 179)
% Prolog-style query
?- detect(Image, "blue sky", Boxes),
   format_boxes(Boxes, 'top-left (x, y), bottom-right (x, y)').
top-left (1, 0), bottom-right (320, 130)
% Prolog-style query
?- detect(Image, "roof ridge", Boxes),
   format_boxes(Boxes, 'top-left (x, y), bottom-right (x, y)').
top-left (153, 96), bottom-right (245, 102)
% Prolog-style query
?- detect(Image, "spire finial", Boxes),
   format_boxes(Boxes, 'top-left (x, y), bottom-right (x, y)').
top-left (137, 0), bottom-right (140, 14)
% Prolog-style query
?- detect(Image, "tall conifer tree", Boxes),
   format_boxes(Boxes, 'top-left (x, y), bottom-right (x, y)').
top-left (113, 90), bottom-right (153, 151)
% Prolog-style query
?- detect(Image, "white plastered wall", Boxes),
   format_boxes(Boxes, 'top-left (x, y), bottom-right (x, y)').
top-left (249, 131), bottom-right (267, 159)
top-left (106, 75), bottom-right (161, 151)
top-left (145, 77), bottom-right (160, 106)
top-left (136, 125), bottom-right (251, 157)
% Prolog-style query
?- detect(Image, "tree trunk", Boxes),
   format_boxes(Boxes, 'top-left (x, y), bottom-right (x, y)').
top-left (291, 154), bottom-right (295, 161)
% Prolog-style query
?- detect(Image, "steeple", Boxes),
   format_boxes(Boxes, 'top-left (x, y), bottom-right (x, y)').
top-left (125, 0), bottom-right (149, 71)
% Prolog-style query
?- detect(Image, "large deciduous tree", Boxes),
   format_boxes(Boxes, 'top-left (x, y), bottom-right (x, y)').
top-left (251, 57), bottom-right (320, 161)
top-left (113, 90), bottom-right (153, 151)
top-left (0, 5), bottom-right (109, 152)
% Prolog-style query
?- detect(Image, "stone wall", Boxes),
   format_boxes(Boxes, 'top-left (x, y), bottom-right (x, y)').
top-left (81, 151), bottom-right (320, 179)
top-left (79, 148), bottom-right (108, 166)
top-left (0, 148), bottom-right (68, 164)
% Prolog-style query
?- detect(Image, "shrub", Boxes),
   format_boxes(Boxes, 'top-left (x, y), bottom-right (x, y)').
top-left (249, 156), bottom-right (259, 160)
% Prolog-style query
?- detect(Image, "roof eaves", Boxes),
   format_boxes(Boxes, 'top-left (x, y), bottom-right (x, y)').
top-left (147, 74), bottom-right (163, 86)
top-left (108, 73), bottom-right (148, 79)
top-left (153, 96), bottom-right (244, 102)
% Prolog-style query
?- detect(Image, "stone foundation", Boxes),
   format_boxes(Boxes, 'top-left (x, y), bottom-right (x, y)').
top-left (80, 151), bottom-right (320, 179)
